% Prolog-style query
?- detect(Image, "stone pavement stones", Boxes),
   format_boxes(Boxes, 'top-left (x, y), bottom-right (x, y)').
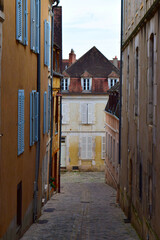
top-left (20, 172), bottom-right (140, 240)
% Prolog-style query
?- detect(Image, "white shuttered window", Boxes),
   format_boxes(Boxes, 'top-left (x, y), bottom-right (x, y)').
top-left (101, 136), bottom-right (105, 159)
top-left (62, 103), bottom-right (69, 124)
top-left (81, 103), bottom-right (94, 124)
top-left (81, 136), bottom-right (93, 159)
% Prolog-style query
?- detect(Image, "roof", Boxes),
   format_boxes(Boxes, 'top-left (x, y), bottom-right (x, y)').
top-left (63, 46), bottom-right (120, 78)
top-left (108, 71), bottom-right (119, 78)
top-left (107, 82), bottom-right (120, 94)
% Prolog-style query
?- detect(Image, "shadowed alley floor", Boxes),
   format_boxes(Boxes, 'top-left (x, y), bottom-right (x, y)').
top-left (21, 172), bottom-right (140, 240)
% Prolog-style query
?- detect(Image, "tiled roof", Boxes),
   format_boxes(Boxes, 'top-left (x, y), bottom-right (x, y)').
top-left (63, 46), bottom-right (120, 78)
top-left (107, 82), bottom-right (120, 93)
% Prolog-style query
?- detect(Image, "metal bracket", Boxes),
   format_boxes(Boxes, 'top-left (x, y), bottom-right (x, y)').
top-left (0, 133), bottom-right (3, 137)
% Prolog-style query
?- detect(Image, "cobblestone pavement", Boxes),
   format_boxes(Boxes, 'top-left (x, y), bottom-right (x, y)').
top-left (21, 172), bottom-right (140, 240)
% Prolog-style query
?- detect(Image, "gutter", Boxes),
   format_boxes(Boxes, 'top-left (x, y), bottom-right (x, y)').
top-left (58, 82), bottom-right (62, 193)
top-left (33, 0), bottom-right (41, 222)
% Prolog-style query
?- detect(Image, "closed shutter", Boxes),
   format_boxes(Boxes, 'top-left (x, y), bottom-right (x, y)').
top-left (43, 92), bottom-right (47, 134)
top-left (30, 92), bottom-right (33, 146)
top-left (81, 103), bottom-right (87, 124)
top-left (32, 92), bottom-right (35, 144)
top-left (62, 103), bottom-right (66, 124)
top-left (106, 132), bottom-right (108, 156)
top-left (88, 103), bottom-right (94, 124)
top-left (101, 136), bottom-right (105, 159)
top-left (81, 78), bottom-right (84, 90)
top-left (47, 85), bottom-right (51, 133)
top-left (44, 20), bottom-right (50, 66)
top-left (16, 0), bottom-right (22, 41)
top-left (35, 92), bottom-right (39, 141)
top-left (24, 0), bottom-right (28, 45)
top-left (81, 137), bottom-right (87, 159)
top-left (87, 136), bottom-right (92, 159)
top-left (31, 0), bottom-right (36, 51)
top-left (18, 90), bottom-right (24, 155)
top-left (36, 0), bottom-right (39, 53)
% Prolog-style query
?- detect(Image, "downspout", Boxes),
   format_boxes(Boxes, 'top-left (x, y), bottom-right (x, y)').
top-left (58, 81), bottom-right (62, 193)
top-left (117, 0), bottom-right (123, 203)
top-left (33, 0), bottom-right (41, 222)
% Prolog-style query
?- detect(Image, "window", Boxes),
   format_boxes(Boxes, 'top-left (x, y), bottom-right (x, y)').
top-left (17, 181), bottom-right (22, 226)
top-left (108, 78), bottom-right (119, 88)
top-left (30, 0), bottom-right (40, 53)
top-left (62, 103), bottom-right (69, 124)
top-left (43, 91), bottom-right (47, 134)
top-left (81, 78), bottom-right (92, 91)
top-left (18, 90), bottom-right (25, 155)
top-left (148, 34), bottom-right (154, 124)
top-left (30, 90), bottom-right (39, 146)
top-left (47, 84), bottom-right (51, 133)
top-left (16, 0), bottom-right (28, 45)
top-left (61, 78), bottom-right (69, 91)
top-left (101, 136), bottom-right (105, 159)
top-left (81, 136), bottom-right (93, 159)
top-left (81, 103), bottom-right (94, 124)
top-left (135, 47), bottom-right (139, 116)
top-left (44, 20), bottom-right (50, 66)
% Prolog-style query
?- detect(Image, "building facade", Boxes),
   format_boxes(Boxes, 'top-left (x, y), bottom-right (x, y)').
top-left (120, 0), bottom-right (160, 239)
top-left (105, 83), bottom-right (119, 190)
top-left (61, 47), bottom-right (119, 171)
top-left (0, 1), bottom-right (62, 239)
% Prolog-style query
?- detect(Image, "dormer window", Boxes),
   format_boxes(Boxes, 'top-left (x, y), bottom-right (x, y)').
top-left (108, 78), bottom-right (119, 88)
top-left (61, 78), bottom-right (70, 91)
top-left (81, 78), bottom-right (92, 91)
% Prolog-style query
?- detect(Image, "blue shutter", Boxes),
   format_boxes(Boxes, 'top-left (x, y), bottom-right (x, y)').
top-left (18, 90), bottom-right (24, 155)
top-left (44, 20), bottom-right (47, 65)
top-left (21, 91), bottom-right (25, 152)
top-left (36, 0), bottom-right (39, 53)
top-left (31, 0), bottom-right (36, 51)
top-left (16, 0), bottom-right (22, 41)
top-left (35, 92), bottom-right (39, 141)
top-left (24, 0), bottom-right (28, 45)
top-left (32, 91), bottom-right (35, 144)
top-left (30, 92), bottom-right (33, 146)
top-left (43, 92), bottom-right (47, 134)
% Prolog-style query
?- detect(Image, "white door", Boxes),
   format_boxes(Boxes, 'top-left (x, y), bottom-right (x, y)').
top-left (61, 142), bottom-right (66, 167)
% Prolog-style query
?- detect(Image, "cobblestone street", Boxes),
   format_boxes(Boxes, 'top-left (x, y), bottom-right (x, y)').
top-left (21, 172), bottom-right (140, 240)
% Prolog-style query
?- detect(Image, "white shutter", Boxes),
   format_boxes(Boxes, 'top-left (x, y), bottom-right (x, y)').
top-left (62, 103), bottom-right (66, 124)
top-left (101, 136), bottom-right (105, 159)
top-left (81, 136), bottom-right (87, 159)
top-left (81, 78), bottom-right (84, 90)
top-left (81, 103), bottom-right (87, 124)
top-left (88, 103), bottom-right (94, 124)
top-left (87, 136), bottom-right (92, 159)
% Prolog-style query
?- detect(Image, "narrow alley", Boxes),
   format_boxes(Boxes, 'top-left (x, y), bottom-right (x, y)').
top-left (21, 172), bottom-right (140, 240)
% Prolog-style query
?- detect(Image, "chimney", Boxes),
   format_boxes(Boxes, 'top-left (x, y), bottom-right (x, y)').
top-left (69, 49), bottom-right (76, 66)
top-left (113, 56), bottom-right (118, 68)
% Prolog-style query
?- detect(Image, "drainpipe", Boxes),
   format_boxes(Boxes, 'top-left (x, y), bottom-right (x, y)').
top-left (58, 82), bottom-right (62, 193)
top-left (49, 0), bottom-right (60, 193)
top-left (33, 0), bottom-right (41, 222)
top-left (117, 0), bottom-right (123, 203)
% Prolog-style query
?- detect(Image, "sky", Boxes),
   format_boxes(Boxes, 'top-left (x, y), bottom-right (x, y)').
top-left (60, 0), bottom-right (121, 61)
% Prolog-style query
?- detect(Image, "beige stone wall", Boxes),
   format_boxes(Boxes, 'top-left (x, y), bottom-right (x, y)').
top-left (120, 2), bottom-right (160, 239)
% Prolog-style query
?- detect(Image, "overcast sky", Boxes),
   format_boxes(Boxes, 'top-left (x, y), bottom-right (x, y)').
top-left (60, 0), bottom-right (121, 60)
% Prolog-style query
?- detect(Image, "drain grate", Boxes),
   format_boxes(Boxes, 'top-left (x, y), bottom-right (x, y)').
top-left (44, 208), bottom-right (55, 213)
top-left (37, 219), bottom-right (48, 224)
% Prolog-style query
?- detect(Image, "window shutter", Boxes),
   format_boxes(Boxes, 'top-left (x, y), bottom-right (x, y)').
top-left (44, 20), bottom-right (47, 65)
top-left (101, 136), bottom-right (105, 159)
top-left (18, 90), bottom-right (24, 155)
top-left (89, 78), bottom-right (92, 90)
top-left (62, 103), bottom-right (66, 124)
top-left (36, 0), bottom-right (39, 53)
top-left (106, 132), bottom-right (108, 156)
top-left (30, 92), bottom-right (33, 146)
top-left (31, 0), bottom-right (36, 51)
top-left (16, 0), bottom-right (22, 41)
top-left (24, 0), bottom-right (28, 45)
top-left (32, 91), bottom-right (35, 144)
top-left (43, 92), bottom-right (47, 134)
top-left (81, 103), bottom-right (87, 124)
top-left (81, 137), bottom-right (87, 159)
top-left (88, 103), bottom-right (94, 124)
top-left (35, 92), bottom-right (39, 141)
top-left (81, 78), bottom-right (84, 90)
top-left (87, 136), bottom-right (92, 159)
top-left (48, 85), bottom-right (51, 133)
top-left (48, 22), bottom-right (51, 68)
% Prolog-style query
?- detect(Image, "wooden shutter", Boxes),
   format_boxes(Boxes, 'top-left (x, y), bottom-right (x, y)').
top-left (87, 136), bottom-right (92, 159)
top-left (16, 0), bottom-right (22, 41)
top-left (101, 136), bottom-right (105, 159)
top-left (62, 103), bottom-right (66, 124)
top-left (47, 85), bottom-right (51, 133)
top-left (44, 20), bottom-right (50, 66)
top-left (24, 0), bottom-right (28, 45)
top-left (106, 132), bottom-right (108, 156)
top-left (81, 103), bottom-right (87, 124)
top-left (81, 78), bottom-right (84, 90)
top-left (35, 92), bottom-right (39, 141)
top-left (43, 92), bottom-right (47, 134)
top-left (30, 92), bottom-right (33, 146)
top-left (18, 90), bottom-right (24, 155)
top-left (36, 0), bottom-right (39, 53)
top-left (88, 103), bottom-right (94, 124)
top-left (31, 0), bottom-right (36, 51)
top-left (81, 136), bottom-right (87, 159)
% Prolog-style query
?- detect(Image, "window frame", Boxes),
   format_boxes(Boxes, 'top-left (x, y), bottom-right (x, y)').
top-left (81, 78), bottom-right (92, 91)
top-left (61, 78), bottom-right (70, 91)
